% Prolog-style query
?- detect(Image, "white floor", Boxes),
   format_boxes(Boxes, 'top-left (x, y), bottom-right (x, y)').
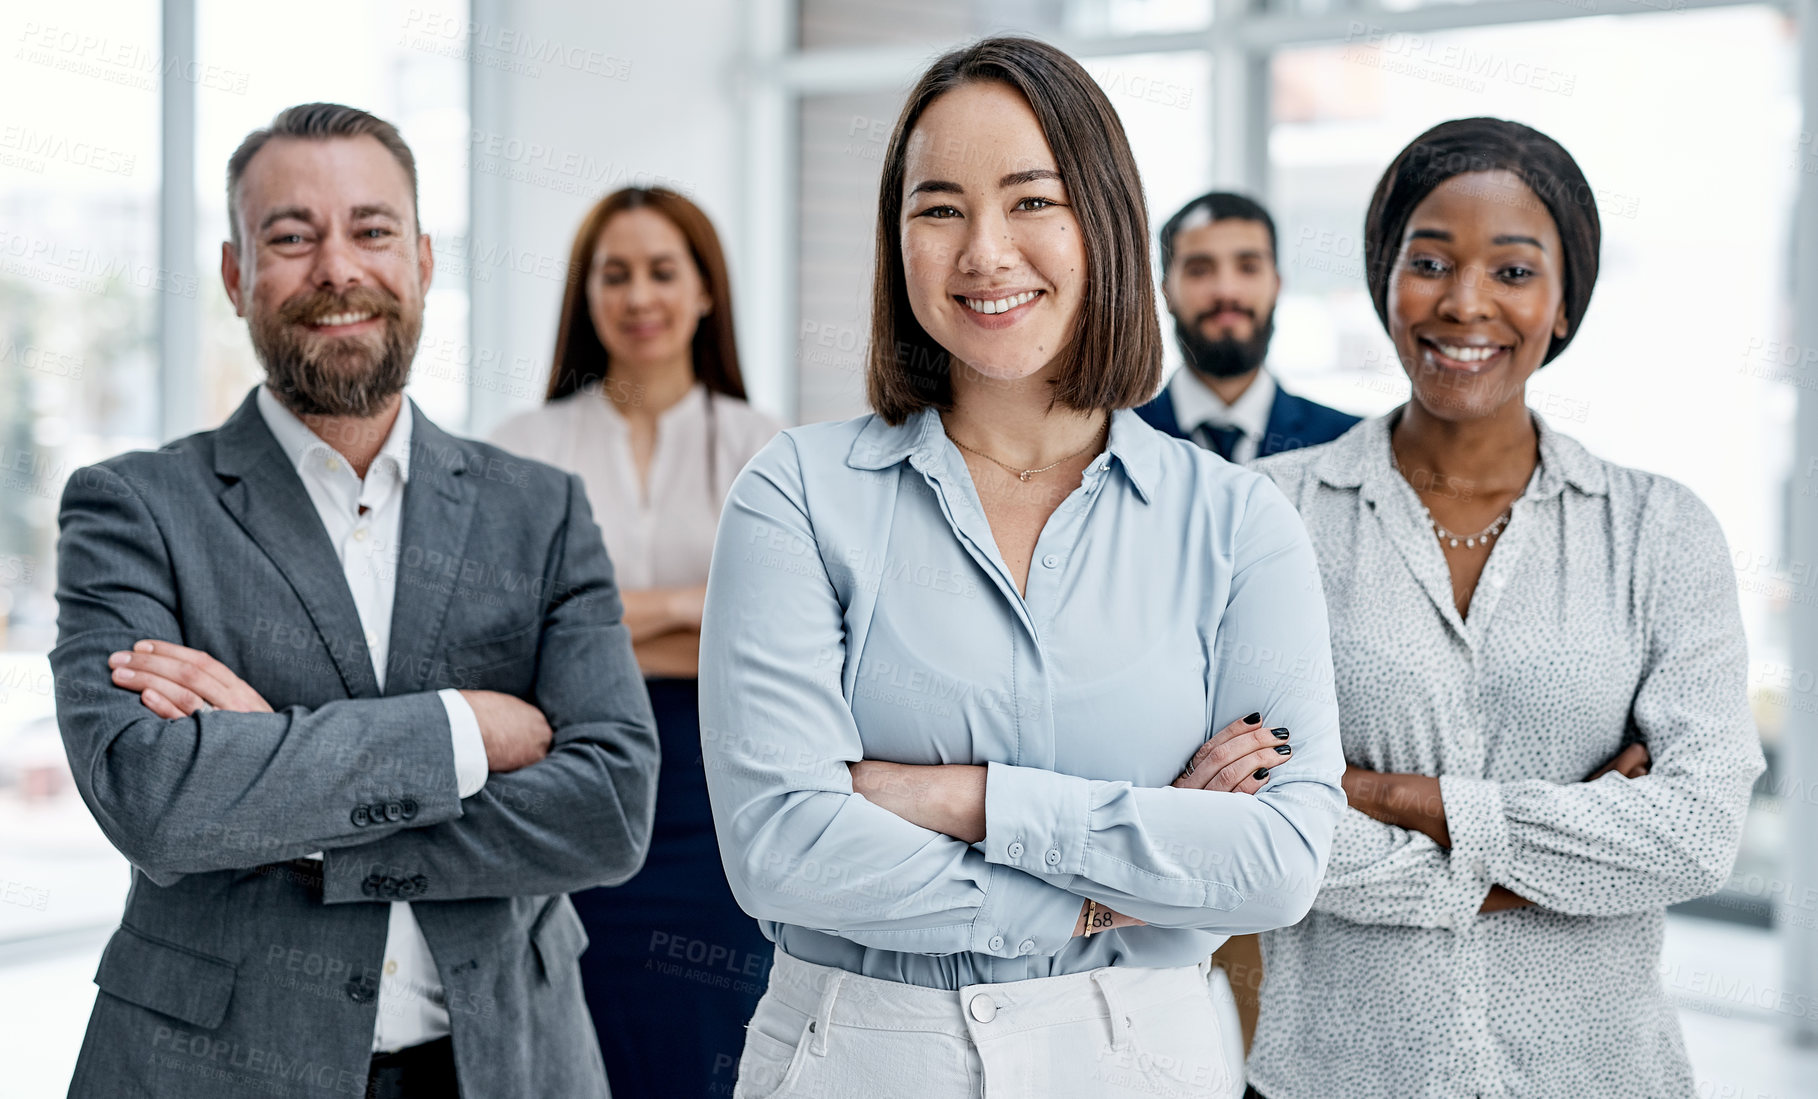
top-left (4, 915), bottom-right (1816, 1099)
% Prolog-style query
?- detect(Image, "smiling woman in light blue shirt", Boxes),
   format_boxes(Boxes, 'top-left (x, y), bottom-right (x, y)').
top-left (700, 36), bottom-right (1344, 1099)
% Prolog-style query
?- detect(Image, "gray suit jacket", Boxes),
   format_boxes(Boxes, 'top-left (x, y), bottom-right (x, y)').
top-left (51, 389), bottom-right (660, 1098)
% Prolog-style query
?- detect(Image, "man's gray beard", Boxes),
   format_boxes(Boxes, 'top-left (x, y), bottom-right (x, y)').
top-left (251, 305), bottom-right (420, 418)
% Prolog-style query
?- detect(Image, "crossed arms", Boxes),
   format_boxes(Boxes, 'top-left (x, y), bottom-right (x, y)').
top-left (50, 462), bottom-right (659, 901)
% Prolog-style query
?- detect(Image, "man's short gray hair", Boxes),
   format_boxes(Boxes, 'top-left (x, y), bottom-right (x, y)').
top-left (226, 102), bottom-right (419, 250)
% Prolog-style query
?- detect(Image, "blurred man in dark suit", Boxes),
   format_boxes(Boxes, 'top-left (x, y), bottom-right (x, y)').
top-left (1137, 192), bottom-right (1359, 462)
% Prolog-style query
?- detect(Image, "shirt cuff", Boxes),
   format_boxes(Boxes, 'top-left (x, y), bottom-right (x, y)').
top-left (981, 761), bottom-right (1092, 880)
top-left (1439, 773), bottom-right (1508, 917)
top-left (969, 862), bottom-right (1084, 958)
top-left (439, 688), bottom-right (488, 799)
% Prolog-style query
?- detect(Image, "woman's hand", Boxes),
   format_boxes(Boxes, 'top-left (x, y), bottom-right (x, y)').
top-left (1586, 742), bottom-right (1650, 781)
top-left (1172, 712), bottom-right (1292, 793)
top-left (849, 760), bottom-right (987, 844)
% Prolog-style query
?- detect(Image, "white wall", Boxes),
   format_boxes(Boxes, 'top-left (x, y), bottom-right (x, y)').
top-left (464, 0), bottom-right (754, 436)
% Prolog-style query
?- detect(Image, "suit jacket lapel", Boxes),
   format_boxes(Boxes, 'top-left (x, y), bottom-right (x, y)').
top-left (1260, 390), bottom-right (1305, 460)
top-left (384, 407), bottom-right (477, 696)
top-left (212, 391), bottom-right (381, 699)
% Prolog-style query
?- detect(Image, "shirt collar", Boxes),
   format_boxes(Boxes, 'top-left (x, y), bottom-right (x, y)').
top-left (1310, 404), bottom-right (1608, 500)
top-left (1168, 367), bottom-right (1276, 441)
top-left (846, 405), bottom-right (1160, 504)
top-left (256, 384), bottom-right (414, 485)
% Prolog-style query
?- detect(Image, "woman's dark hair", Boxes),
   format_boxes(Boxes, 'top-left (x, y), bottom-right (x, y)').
top-left (866, 36), bottom-right (1163, 424)
top-left (546, 187), bottom-right (747, 402)
top-left (1364, 117), bottom-right (1601, 366)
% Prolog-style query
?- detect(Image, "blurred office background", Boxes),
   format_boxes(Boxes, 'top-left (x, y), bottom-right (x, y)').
top-left (3, 0), bottom-right (1818, 1093)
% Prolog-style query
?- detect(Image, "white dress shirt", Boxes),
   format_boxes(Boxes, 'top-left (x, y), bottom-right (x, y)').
top-left (489, 382), bottom-right (781, 590)
top-left (1168, 366), bottom-right (1276, 464)
top-left (255, 386), bottom-right (489, 1053)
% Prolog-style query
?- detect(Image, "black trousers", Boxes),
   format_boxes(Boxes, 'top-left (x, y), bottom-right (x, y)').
top-left (364, 1036), bottom-right (458, 1099)
top-left (1243, 1088), bottom-right (1268, 1099)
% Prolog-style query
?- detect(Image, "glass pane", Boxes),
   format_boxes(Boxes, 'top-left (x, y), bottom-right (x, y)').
top-left (798, 0), bottom-right (1212, 50)
top-left (0, 0), bottom-right (161, 941)
top-left (797, 91), bottom-right (897, 423)
top-left (795, 51), bottom-right (1211, 424)
top-left (1270, 4), bottom-right (1797, 920)
top-left (196, 0), bottom-right (472, 433)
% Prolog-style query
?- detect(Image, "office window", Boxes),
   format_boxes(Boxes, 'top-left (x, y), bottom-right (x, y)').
top-left (1270, 4), bottom-right (1797, 920)
top-left (196, 0), bottom-right (472, 431)
top-left (0, 0), bottom-right (161, 942)
top-left (798, 0), bottom-right (1213, 50)
top-left (0, 0), bottom-right (471, 945)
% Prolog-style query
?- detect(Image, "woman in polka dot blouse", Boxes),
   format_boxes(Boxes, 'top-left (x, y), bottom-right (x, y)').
top-left (1246, 118), bottom-right (1765, 1099)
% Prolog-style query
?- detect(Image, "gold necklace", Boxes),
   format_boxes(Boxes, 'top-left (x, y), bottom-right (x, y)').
top-left (943, 417), bottom-right (1108, 482)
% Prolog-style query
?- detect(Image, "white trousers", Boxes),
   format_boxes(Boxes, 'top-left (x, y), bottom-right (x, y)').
top-left (734, 949), bottom-right (1234, 1099)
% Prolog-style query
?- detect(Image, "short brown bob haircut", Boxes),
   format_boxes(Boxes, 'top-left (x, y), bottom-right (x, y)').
top-left (546, 187), bottom-right (747, 402)
top-left (866, 36), bottom-right (1163, 424)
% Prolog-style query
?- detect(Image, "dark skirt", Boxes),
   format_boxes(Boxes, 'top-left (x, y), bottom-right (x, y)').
top-left (571, 678), bottom-right (770, 1099)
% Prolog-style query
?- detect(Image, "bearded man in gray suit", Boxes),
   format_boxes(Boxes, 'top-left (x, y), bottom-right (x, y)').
top-left (50, 103), bottom-right (659, 1099)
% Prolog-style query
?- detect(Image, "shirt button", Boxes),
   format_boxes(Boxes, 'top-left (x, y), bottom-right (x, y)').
top-left (325, 457), bottom-right (342, 473)
top-left (988, 934), bottom-right (1005, 952)
top-left (353, 528), bottom-right (368, 542)
top-left (1490, 574), bottom-right (1506, 587)
top-left (1018, 939), bottom-right (1036, 955)
top-left (1007, 841), bottom-right (1024, 859)
top-left (968, 994), bottom-right (997, 1023)
top-left (365, 630), bottom-right (379, 648)
top-left (1041, 554), bottom-right (1060, 569)
top-left (1045, 848), bottom-right (1062, 867)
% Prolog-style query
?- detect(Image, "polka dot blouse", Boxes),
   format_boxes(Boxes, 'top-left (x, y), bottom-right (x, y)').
top-left (1246, 409), bottom-right (1765, 1099)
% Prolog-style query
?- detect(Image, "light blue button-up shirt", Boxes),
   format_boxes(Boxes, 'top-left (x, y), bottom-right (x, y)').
top-left (699, 406), bottom-right (1345, 989)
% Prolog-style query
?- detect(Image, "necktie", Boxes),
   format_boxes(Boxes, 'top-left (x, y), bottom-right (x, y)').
top-left (1192, 423), bottom-right (1244, 462)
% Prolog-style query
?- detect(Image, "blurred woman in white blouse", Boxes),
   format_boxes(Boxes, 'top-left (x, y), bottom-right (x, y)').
top-left (1247, 118), bottom-right (1765, 1099)
top-left (490, 187), bottom-right (779, 1098)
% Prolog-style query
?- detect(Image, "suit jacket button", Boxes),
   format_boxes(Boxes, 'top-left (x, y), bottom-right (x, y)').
top-left (399, 798), bottom-right (419, 821)
top-left (362, 873), bottom-right (386, 898)
top-left (384, 802), bottom-right (403, 823)
top-left (395, 877), bottom-right (417, 900)
top-left (411, 874), bottom-right (429, 896)
top-left (351, 805), bottom-right (371, 827)
top-left (346, 976), bottom-right (376, 1003)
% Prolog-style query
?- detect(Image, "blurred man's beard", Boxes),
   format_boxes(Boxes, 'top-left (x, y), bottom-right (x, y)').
top-left (1174, 308), bottom-right (1274, 381)
top-left (250, 284), bottom-right (420, 417)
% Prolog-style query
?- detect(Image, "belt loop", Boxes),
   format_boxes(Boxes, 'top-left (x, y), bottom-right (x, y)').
top-left (808, 969), bottom-right (844, 1056)
top-left (1089, 970), bottom-right (1133, 1053)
